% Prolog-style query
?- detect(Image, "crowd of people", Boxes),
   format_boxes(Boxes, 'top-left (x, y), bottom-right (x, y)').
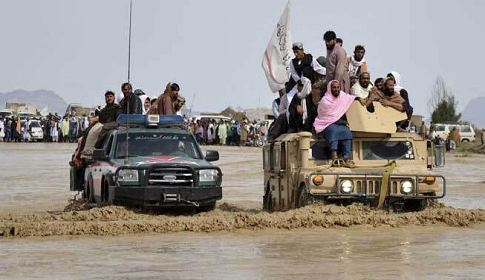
top-left (0, 112), bottom-right (121, 143)
top-left (269, 30), bottom-right (414, 163)
top-left (187, 118), bottom-right (268, 147)
top-left (0, 82), bottom-right (186, 143)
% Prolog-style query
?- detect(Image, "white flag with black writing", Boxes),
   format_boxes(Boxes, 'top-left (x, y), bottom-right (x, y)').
top-left (261, 2), bottom-right (293, 93)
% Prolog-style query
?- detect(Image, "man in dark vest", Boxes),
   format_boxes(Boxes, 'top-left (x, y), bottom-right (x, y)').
top-left (286, 42), bottom-right (326, 133)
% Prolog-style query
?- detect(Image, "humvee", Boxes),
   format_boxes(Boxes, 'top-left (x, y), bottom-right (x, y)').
top-left (263, 102), bottom-right (446, 212)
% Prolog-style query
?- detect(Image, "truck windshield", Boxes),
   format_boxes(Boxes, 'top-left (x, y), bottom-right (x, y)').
top-left (363, 141), bottom-right (414, 160)
top-left (115, 132), bottom-right (202, 159)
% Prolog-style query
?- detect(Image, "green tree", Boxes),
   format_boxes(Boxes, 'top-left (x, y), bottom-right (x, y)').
top-left (428, 76), bottom-right (461, 123)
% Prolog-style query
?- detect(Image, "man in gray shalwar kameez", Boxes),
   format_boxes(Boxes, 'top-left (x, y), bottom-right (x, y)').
top-left (323, 31), bottom-right (350, 93)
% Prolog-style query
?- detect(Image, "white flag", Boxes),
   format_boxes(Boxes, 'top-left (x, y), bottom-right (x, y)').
top-left (261, 2), bottom-right (293, 93)
top-left (40, 106), bottom-right (49, 117)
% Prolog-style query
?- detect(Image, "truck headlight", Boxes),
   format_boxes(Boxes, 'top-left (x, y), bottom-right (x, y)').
top-left (340, 180), bottom-right (353, 194)
top-left (117, 169), bottom-right (139, 182)
top-left (199, 169), bottom-right (219, 182)
top-left (400, 180), bottom-right (413, 194)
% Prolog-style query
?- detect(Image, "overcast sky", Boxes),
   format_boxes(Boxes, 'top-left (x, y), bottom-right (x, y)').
top-left (1, 0), bottom-right (484, 117)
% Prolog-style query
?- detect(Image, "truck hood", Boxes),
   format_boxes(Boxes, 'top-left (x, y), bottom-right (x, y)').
top-left (112, 155), bottom-right (213, 169)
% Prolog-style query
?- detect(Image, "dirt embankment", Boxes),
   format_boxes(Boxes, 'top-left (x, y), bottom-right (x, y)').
top-left (457, 142), bottom-right (485, 155)
top-left (1, 202), bottom-right (485, 238)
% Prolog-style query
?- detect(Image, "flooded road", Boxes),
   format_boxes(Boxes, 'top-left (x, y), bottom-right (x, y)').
top-left (1, 143), bottom-right (485, 279)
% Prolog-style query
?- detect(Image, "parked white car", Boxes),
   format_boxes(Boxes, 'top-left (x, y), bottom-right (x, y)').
top-left (432, 123), bottom-right (475, 142)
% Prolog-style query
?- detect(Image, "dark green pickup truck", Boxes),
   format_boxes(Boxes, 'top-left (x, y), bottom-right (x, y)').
top-left (70, 115), bottom-right (222, 210)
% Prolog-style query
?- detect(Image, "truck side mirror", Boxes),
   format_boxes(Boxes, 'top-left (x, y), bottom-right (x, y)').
top-left (92, 149), bottom-right (109, 161)
top-left (205, 150), bottom-right (219, 162)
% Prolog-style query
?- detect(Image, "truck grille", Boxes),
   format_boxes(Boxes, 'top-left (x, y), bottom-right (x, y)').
top-left (148, 167), bottom-right (193, 187)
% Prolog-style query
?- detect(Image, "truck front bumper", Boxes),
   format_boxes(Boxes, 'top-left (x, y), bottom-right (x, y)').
top-left (109, 185), bottom-right (222, 207)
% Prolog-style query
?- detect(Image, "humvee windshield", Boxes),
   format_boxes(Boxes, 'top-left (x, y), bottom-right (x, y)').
top-left (362, 141), bottom-right (414, 160)
top-left (115, 132), bottom-right (202, 159)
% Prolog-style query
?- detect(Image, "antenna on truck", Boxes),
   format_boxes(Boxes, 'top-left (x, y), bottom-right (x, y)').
top-left (124, 0), bottom-right (133, 165)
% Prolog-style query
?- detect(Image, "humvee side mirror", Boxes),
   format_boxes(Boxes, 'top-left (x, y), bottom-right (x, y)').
top-left (205, 150), bottom-right (219, 162)
top-left (93, 149), bottom-right (109, 161)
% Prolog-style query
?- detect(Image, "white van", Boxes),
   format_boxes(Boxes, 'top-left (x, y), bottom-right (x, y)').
top-left (193, 115), bottom-right (232, 124)
top-left (432, 123), bottom-right (475, 142)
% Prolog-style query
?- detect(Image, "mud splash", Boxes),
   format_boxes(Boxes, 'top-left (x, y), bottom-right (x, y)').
top-left (1, 203), bottom-right (484, 238)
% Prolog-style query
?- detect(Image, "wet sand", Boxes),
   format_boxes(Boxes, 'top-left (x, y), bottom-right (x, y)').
top-left (1, 143), bottom-right (485, 279)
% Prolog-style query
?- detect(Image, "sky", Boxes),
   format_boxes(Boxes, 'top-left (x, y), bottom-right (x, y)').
top-left (1, 0), bottom-right (484, 117)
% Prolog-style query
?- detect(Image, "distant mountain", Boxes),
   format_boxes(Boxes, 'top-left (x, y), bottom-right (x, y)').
top-left (0, 90), bottom-right (67, 114)
top-left (461, 96), bottom-right (485, 128)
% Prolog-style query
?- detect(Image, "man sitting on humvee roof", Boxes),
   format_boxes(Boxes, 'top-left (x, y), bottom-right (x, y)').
top-left (313, 80), bottom-right (355, 161)
top-left (350, 72), bottom-right (372, 105)
top-left (368, 77), bottom-right (413, 130)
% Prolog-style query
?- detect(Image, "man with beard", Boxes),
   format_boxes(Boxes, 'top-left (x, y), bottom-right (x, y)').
top-left (350, 72), bottom-right (373, 105)
top-left (347, 45), bottom-right (368, 87)
top-left (369, 77), bottom-right (413, 130)
top-left (323, 31), bottom-right (350, 93)
top-left (272, 88), bottom-right (285, 118)
top-left (120, 82), bottom-right (143, 115)
top-left (286, 42), bottom-right (325, 133)
top-left (313, 80), bottom-right (356, 162)
top-left (153, 83), bottom-right (180, 115)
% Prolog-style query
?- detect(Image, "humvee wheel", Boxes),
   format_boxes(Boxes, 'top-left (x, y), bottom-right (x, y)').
top-left (263, 184), bottom-right (273, 212)
top-left (404, 192), bottom-right (438, 212)
top-left (296, 184), bottom-right (308, 208)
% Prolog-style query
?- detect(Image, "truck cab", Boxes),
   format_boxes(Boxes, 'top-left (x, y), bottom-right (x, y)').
top-left (263, 102), bottom-right (446, 212)
top-left (70, 115), bottom-right (222, 210)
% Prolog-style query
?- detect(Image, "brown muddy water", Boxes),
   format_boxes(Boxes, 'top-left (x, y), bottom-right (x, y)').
top-left (0, 143), bottom-right (485, 279)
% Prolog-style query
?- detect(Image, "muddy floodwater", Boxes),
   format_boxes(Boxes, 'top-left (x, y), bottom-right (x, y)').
top-left (1, 143), bottom-right (485, 279)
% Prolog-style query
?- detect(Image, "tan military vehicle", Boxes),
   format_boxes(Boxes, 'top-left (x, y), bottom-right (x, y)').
top-left (263, 102), bottom-right (446, 212)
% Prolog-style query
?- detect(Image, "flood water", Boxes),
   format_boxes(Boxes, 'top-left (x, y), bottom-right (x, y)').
top-left (1, 143), bottom-right (485, 279)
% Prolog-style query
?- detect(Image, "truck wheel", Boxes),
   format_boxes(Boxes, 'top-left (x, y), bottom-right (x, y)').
top-left (84, 176), bottom-right (95, 203)
top-left (296, 185), bottom-right (308, 208)
top-left (102, 179), bottom-right (110, 203)
top-left (199, 202), bottom-right (217, 212)
top-left (263, 184), bottom-right (273, 212)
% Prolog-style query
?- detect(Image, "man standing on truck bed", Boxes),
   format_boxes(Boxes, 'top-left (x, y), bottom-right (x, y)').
top-left (157, 83), bottom-right (180, 115)
top-left (120, 82), bottom-right (143, 115)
